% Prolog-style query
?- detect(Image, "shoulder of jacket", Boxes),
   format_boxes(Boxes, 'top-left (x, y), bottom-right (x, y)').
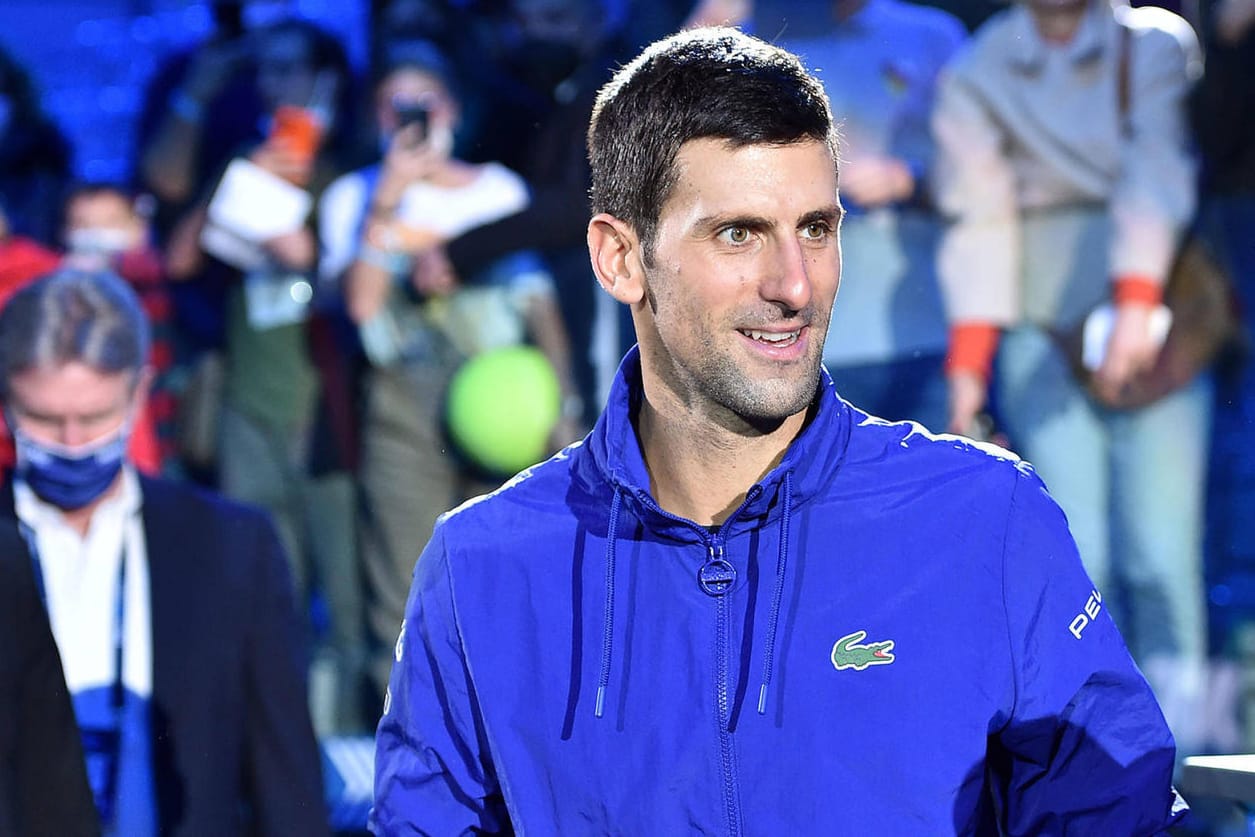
top-left (440, 446), bottom-right (581, 533)
top-left (1117, 4), bottom-right (1201, 57)
top-left (141, 475), bottom-right (270, 531)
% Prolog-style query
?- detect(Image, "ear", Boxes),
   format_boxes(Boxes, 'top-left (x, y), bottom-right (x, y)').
top-left (587, 213), bottom-right (645, 305)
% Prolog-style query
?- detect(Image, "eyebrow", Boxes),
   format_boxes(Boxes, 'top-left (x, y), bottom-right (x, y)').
top-left (799, 204), bottom-right (845, 227)
top-left (691, 204), bottom-right (845, 237)
top-left (690, 213), bottom-right (772, 237)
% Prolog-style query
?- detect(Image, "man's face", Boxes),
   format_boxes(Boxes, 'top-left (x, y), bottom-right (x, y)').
top-left (633, 137), bottom-right (842, 426)
top-left (375, 68), bottom-right (455, 142)
top-left (64, 191), bottom-right (144, 253)
top-left (7, 361), bottom-right (138, 449)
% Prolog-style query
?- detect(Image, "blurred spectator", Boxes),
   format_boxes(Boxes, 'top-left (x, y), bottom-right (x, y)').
top-left (320, 45), bottom-right (581, 701)
top-left (0, 269), bottom-right (327, 836)
top-left (0, 45), bottom-right (72, 248)
top-left (164, 16), bottom-right (368, 735)
top-left (135, 0), bottom-right (296, 240)
top-left (932, 0), bottom-right (1208, 752)
top-left (413, 0), bottom-right (622, 424)
top-left (373, 0), bottom-right (520, 167)
top-left (756, 0), bottom-right (965, 431)
top-left (62, 184), bottom-right (178, 474)
top-left (0, 520), bottom-right (99, 837)
top-left (0, 202), bottom-right (162, 479)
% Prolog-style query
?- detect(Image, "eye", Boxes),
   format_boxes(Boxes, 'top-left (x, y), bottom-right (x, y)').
top-left (718, 226), bottom-right (751, 245)
top-left (801, 221), bottom-right (832, 241)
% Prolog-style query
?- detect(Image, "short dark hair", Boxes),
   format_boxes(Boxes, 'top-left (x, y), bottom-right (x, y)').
top-left (587, 27), bottom-right (838, 261)
top-left (0, 269), bottom-right (150, 399)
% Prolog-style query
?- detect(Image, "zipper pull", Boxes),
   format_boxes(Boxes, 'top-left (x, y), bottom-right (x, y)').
top-left (698, 541), bottom-right (737, 597)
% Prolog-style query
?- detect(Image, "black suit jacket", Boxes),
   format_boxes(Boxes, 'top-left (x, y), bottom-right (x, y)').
top-left (2, 477), bottom-right (329, 837)
top-left (0, 521), bottom-right (99, 837)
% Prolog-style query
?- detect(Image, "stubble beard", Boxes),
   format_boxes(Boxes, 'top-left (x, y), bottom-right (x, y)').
top-left (688, 323), bottom-right (825, 431)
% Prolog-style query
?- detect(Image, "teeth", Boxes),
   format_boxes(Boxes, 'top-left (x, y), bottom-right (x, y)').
top-left (744, 329), bottom-right (799, 343)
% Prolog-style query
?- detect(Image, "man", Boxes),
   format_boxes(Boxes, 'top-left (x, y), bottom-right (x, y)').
top-left (373, 27), bottom-right (1185, 833)
top-left (0, 269), bottom-right (328, 836)
top-left (0, 521), bottom-right (98, 837)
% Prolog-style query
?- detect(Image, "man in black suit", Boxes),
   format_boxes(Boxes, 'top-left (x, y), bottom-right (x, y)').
top-left (0, 268), bottom-right (328, 837)
top-left (0, 520), bottom-right (98, 837)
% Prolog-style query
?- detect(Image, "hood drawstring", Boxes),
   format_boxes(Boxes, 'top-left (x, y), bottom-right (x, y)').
top-left (757, 471), bottom-right (793, 715)
top-left (595, 485), bottom-right (623, 718)
top-left (594, 473), bottom-right (794, 720)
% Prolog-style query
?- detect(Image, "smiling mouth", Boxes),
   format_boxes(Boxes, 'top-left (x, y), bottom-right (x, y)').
top-left (740, 328), bottom-right (802, 348)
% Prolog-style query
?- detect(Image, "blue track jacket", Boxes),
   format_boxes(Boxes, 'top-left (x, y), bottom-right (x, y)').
top-left (373, 348), bottom-right (1185, 835)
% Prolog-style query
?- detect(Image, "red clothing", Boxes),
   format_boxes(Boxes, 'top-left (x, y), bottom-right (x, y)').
top-left (0, 236), bottom-right (59, 308)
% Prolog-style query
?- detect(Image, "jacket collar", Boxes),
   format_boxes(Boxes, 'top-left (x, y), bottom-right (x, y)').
top-left (580, 346), bottom-right (853, 540)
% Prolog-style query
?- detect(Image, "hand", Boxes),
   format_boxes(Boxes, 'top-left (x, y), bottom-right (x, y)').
top-left (946, 370), bottom-right (988, 436)
top-left (1092, 303), bottom-right (1161, 404)
top-left (840, 157), bottom-right (915, 208)
top-left (410, 246), bottom-right (458, 296)
top-left (263, 229), bottom-right (316, 270)
top-left (373, 126), bottom-right (444, 207)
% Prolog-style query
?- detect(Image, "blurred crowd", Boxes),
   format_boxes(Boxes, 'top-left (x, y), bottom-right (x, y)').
top-left (0, 0), bottom-right (1253, 831)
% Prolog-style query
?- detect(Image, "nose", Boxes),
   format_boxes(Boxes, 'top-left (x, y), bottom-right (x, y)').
top-left (60, 420), bottom-right (92, 448)
top-left (761, 235), bottom-right (813, 314)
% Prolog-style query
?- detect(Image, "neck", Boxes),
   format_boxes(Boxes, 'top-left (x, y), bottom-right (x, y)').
top-left (636, 393), bottom-right (807, 527)
top-left (1030, 2), bottom-right (1088, 43)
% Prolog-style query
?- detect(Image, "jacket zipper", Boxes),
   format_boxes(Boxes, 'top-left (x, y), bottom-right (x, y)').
top-left (708, 537), bottom-right (743, 837)
top-left (631, 486), bottom-right (759, 836)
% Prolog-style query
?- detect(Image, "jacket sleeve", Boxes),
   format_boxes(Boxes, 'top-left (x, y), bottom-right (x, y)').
top-left (993, 463), bottom-right (1186, 835)
top-left (240, 512), bottom-right (331, 837)
top-left (1107, 12), bottom-right (1201, 286)
top-left (930, 58), bottom-right (1022, 328)
top-left (371, 525), bottom-right (509, 835)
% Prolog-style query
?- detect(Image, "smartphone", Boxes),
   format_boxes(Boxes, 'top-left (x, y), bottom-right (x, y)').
top-left (393, 100), bottom-right (430, 143)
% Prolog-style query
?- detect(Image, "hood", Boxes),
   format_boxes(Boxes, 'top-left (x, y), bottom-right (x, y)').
top-left (576, 345), bottom-right (854, 542)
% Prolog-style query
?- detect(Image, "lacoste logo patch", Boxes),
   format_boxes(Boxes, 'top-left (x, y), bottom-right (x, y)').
top-left (831, 630), bottom-right (896, 671)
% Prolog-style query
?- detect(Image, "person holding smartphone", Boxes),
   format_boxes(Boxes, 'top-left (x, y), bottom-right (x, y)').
top-left (319, 43), bottom-right (583, 702)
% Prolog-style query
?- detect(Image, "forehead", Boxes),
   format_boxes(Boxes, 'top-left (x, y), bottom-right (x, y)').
top-left (257, 31), bottom-right (312, 68)
top-left (7, 362), bottom-right (133, 415)
top-left (67, 191), bottom-right (132, 223)
top-left (660, 138), bottom-right (838, 225)
top-left (380, 67), bottom-right (447, 101)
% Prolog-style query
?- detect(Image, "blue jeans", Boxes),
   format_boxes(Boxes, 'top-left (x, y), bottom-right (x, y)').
top-left (996, 324), bottom-right (1211, 749)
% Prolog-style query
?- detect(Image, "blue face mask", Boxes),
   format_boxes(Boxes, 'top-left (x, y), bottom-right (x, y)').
top-left (13, 423), bottom-right (129, 510)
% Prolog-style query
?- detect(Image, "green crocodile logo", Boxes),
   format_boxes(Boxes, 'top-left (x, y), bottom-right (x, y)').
top-left (831, 630), bottom-right (896, 671)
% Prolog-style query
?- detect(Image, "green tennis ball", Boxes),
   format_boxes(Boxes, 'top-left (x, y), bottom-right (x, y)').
top-left (446, 346), bottom-right (561, 475)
